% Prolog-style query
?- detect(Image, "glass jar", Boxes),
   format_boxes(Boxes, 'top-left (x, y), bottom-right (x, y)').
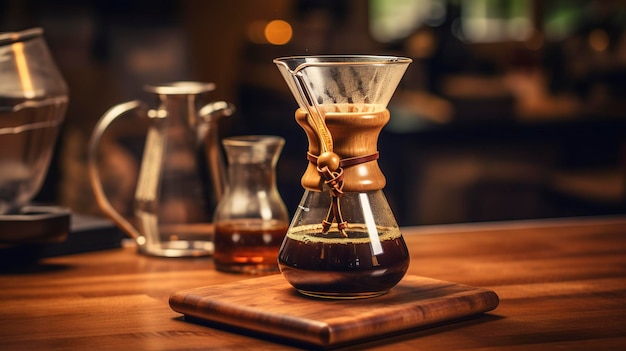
top-left (213, 135), bottom-right (289, 274)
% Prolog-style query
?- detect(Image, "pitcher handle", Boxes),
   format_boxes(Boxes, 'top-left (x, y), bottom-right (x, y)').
top-left (88, 100), bottom-right (145, 239)
top-left (198, 101), bottom-right (236, 202)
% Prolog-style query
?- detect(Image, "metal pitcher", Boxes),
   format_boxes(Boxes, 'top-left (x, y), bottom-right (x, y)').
top-left (88, 82), bottom-right (235, 257)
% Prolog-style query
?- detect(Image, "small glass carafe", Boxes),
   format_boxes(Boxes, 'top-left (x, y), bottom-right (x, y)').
top-left (213, 135), bottom-right (289, 274)
top-left (274, 55), bottom-right (412, 299)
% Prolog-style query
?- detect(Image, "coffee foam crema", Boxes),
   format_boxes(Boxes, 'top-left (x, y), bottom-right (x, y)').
top-left (286, 224), bottom-right (402, 244)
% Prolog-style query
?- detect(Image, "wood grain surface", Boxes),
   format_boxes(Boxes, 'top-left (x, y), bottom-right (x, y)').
top-left (1, 215), bottom-right (625, 350)
top-left (295, 109), bottom-right (389, 192)
top-left (169, 274), bottom-right (499, 347)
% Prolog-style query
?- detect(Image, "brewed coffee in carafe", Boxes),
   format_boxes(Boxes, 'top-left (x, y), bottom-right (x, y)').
top-left (274, 55), bottom-right (412, 299)
top-left (213, 135), bottom-right (289, 274)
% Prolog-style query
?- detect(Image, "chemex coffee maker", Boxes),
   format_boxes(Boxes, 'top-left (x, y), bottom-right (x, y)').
top-left (274, 55), bottom-right (412, 298)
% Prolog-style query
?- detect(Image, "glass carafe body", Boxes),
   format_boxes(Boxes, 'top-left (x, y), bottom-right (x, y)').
top-left (213, 135), bottom-right (289, 274)
top-left (133, 85), bottom-right (220, 257)
top-left (0, 28), bottom-right (68, 214)
top-left (279, 189), bottom-right (409, 298)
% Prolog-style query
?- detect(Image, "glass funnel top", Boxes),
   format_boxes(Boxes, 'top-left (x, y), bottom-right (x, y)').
top-left (274, 55), bottom-right (411, 114)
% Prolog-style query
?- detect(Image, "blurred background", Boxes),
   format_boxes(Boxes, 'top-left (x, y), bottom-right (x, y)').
top-left (1, 0), bottom-right (625, 226)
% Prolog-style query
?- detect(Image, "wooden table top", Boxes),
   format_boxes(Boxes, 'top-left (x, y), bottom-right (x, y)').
top-left (1, 215), bottom-right (625, 350)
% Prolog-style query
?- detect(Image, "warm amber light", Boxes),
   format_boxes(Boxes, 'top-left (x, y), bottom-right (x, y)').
top-left (12, 42), bottom-right (35, 98)
top-left (589, 29), bottom-right (609, 52)
top-left (264, 20), bottom-right (292, 45)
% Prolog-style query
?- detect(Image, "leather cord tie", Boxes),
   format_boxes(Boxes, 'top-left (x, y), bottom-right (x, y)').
top-left (307, 151), bottom-right (380, 237)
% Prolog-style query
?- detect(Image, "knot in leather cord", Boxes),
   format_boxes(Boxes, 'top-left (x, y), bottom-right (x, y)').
top-left (316, 165), bottom-right (344, 198)
top-left (307, 151), bottom-right (379, 192)
top-left (307, 151), bottom-right (379, 237)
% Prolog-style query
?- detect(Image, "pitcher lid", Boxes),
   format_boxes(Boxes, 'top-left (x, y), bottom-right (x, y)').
top-left (0, 27), bottom-right (43, 46)
top-left (144, 81), bottom-right (216, 95)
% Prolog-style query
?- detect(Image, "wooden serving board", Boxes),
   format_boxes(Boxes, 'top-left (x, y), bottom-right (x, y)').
top-left (169, 274), bottom-right (499, 348)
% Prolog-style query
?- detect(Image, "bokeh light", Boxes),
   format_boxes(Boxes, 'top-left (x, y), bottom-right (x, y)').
top-left (264, 20), bottom-right (292, 45)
